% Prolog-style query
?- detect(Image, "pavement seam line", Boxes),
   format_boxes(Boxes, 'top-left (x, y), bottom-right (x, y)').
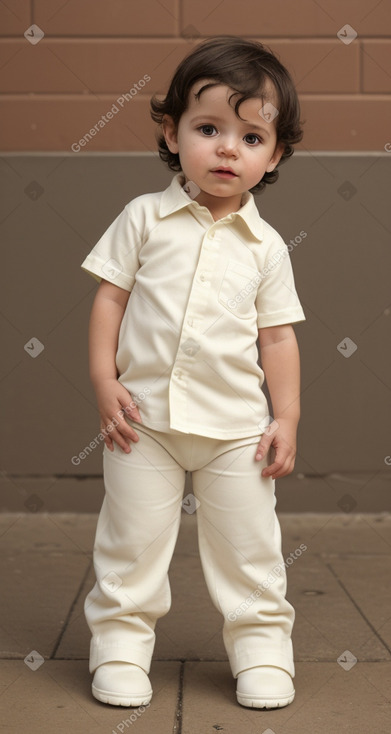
top-left (326, 561), bottom-right (391, 656)
top-left (49, 559), bottom-right (93, 659)
top-left (172, 660), bottom-right (184, 734)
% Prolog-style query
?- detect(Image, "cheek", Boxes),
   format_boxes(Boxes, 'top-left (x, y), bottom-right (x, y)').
top-left (247, 149), bottom-right (271, 169)
top-left (177, 130), bottom-right (197, 152)
top-left (182, 136), bottom-right (209, 161)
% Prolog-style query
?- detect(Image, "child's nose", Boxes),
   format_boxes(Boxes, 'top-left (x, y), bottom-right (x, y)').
top-left (216, 136), bottom-right (239, 155)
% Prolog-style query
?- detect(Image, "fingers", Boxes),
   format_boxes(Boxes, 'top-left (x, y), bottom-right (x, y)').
top-left (104, 434), bottom-right (114, 452)
top-left (261, 457), bottom-right (294, 479)
top-left (255, 436), bottom-right (271, 461)
top-left (255, 436), bottom-right (295, 479)
top-left (261, 445), bottom-right (296, 479)
top-left (96, 383), bottom-right (145, 453)
top-left (123, 401), bottom-right (142, 424)
top-left (255, 420), bottom-right (279, 461)
top-left (100, 413), bottom-right (139, 453)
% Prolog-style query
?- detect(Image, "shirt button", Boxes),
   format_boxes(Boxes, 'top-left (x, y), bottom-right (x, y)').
top-left (187, 318), bottom-right (193, 326)
top-left (208, 231), bottom-right (216, 239)
top-left (174, 368), bottom-right (181, 377)
top-left (200, 273), bottom-right (205, 282)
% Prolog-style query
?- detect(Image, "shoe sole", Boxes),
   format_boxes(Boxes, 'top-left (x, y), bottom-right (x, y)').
top-left (236, 690), bottom-right (295, 709)
top-left (92, 684), bottom-right (152, 707)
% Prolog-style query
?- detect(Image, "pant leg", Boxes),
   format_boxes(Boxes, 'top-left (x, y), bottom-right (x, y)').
top-left (84, 431), bottom-right (185, 674)
top-left (192, 439), bottom-right (295, 679)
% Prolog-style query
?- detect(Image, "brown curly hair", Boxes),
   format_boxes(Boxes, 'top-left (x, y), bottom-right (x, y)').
top-left (150, 36), bottom-right (303, 194)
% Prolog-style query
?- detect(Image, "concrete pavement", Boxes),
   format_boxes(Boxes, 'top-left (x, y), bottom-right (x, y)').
top-left (1, 511), bottom-right (391, 733)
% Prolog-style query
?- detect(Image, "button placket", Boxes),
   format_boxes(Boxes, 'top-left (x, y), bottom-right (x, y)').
top-left (168, 225), bottom-right (221, 429)
top-left (197, 226), bottom-right (220, 285)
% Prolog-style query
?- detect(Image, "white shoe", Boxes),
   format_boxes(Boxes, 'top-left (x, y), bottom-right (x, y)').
top-left (236, 665), bottom-right (295, 709)
top-left (92, 661), bottom-right (153, 707)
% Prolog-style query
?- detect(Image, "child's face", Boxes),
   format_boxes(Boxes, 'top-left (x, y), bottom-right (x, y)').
top-left (163, 78), bottom-right (284, 211)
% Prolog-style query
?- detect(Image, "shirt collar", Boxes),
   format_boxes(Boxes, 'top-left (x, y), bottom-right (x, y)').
top-left (159, 172), bottom-right (265, 242)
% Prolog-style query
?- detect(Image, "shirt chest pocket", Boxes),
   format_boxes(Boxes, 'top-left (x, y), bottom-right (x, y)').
top-left (218, 259), bottom-right (261, 318)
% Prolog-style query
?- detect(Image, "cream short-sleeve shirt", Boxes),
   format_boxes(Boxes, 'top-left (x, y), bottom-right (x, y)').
top-left (81, 172), bottom-right (306, 439)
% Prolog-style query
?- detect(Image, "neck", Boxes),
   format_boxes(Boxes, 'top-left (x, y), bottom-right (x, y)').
top-left (195, 193), bottom-right (244, 221)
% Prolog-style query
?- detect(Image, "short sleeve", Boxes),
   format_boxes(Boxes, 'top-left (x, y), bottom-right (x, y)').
top-left (255, 235), bottom-right (306, 328)
top-left (81, 203), bottom-right (143, 292)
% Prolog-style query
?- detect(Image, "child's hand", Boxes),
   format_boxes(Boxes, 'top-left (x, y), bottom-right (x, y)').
top-left (255, 418), bottom-right (297, 479)
top-left (94, 379), bottom-right (142, 453)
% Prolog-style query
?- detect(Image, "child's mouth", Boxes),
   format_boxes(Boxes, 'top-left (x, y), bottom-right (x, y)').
top-left (211, 169), bottom-right (237, 179)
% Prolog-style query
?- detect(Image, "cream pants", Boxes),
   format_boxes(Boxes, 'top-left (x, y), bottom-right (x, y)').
top-left (84, 422), bottom-right (295, 679)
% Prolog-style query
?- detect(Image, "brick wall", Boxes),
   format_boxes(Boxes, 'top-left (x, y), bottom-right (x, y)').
top-left (1, 0), bottom-right (390, 151)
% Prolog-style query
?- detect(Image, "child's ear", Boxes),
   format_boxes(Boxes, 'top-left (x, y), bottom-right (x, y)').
top-left (266, 143), bottom-right (285, 173)
top-left (162, 115), bottom-right (179, 154)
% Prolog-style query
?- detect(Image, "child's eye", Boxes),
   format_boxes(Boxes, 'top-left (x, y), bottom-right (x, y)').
top-left (244, 133), bottom-right (262, 145)
top-left (198, 124), bottom-right (217, 136)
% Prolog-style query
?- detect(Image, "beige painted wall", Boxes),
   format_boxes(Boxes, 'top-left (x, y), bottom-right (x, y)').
top-left (1, 152), bottom-right (390, 512)
top-left (1, 2), bottom-right (390, 511)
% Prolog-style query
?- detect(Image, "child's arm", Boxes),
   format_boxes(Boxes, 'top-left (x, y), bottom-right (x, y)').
top-left (256, 324), bottom-right (301, 479)
top-left (89, 279), bottom-right (141, 453)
